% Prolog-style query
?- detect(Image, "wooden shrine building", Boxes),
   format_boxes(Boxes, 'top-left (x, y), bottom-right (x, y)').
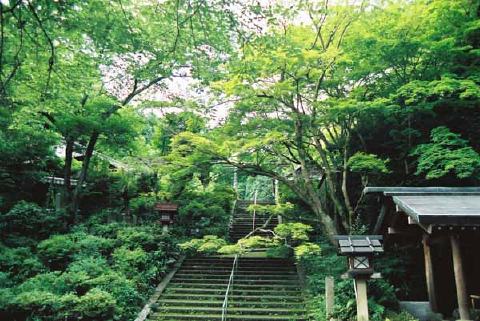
top-left (365, 187), bottom-right (480, 320)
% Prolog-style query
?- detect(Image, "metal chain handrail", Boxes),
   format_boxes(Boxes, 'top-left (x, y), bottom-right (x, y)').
top-left (221, 254), bottom-right (239, 321)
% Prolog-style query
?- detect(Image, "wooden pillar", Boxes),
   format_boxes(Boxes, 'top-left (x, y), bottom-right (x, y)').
top-left (450, 234), bottom-right (471, 321)
top-left (354, 279), bottom-right (369, 321)
top-left (422, 234), bottom-right (438, 312)
top-left (325, 276), bottom-right (334, 318)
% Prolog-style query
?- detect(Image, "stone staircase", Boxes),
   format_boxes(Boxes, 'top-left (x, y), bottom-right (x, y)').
top-left (146, 200), bottom-right (307, 321)
top-left (229, 200), bottom-right (279, 242)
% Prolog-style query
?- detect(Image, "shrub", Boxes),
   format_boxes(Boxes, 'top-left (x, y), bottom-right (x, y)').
top-left (37, 235), bottom-right (77, 270)
top-left (179, 235), bottom-right (228, 255)
top-left (37, 233), bottom-right (114, 270)
top-left (74, 288), bottom-right (117, 321)
top-left (112, 246), bottom-right (148, 278)
top-left (116, 226), bottom-right (158, 251)
top-left (0, 245), bottom-right (45, 284)
top-left (83, 270), bottom-right (143, 319)
top-left (385, 311), bottom-right (419, 321)
top-left (0, 201), bottom-right (64, 245)
top-left (294, 242), bottom-right (321, 260)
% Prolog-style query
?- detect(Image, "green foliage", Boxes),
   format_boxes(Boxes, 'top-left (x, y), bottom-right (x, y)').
top-left (1, 222), bottom-right (179, 321)
top-left (247, 202), bottom-right (294, 216)
top-left (0, 201), bottom-right (64, 245)
top-left (294, 242), bottom-right (321, 260)
top-left (37, 233), bottom-right (114, 270)
top-left (179, 235), bottom-right (228, 255)
top-left (412, 126), bottom-right (480, 179)
top-left (175, 183), bottom-right (235, 237)
top-left (37, 235), bottom-right (78, 270)
top-left (274, 223), bottom-right (313, 243)
top-left (384, 311), bottom-right (419, 321)
top-left (74, 288), bottom-right (117, 320)
top-left (348, 153), bottom-right (390, 176)
top-left (112, 246), bottom-right (148, 278)
top-left (331, 279), bottom-right (397, 321)
top-left (0, 245), bottom-right (46, 285)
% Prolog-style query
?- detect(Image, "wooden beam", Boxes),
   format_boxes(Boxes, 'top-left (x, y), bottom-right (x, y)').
top-left (408, 216), bottom-right (417, 225)
top-left (388, 227), bottom-right (421, 236)
top-left (450, 234), bottom-right (471, 321)
top-left (422, 234), bottom-right (438, 312)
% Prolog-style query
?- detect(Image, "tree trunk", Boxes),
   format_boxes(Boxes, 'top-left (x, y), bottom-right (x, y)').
top-left (71, 131), bottom-right (99, 223)
top-left (310, 200), bottom-right (339, 244)
top-left (341, 134), bottom-right (354, 229)
top-left (313, 135), bottom-right (349, 231)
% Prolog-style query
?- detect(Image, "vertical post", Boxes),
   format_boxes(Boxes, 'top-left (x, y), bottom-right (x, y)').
top-left (274, 179), bottom-right (279, 204)
top-left (354, 279), bottom-right (369, 321)
top-left (450, 234), bottom-right (471, 321)
top-left (422, 234), bottom-right (438, 312)
top-left (274, 179), bottom-right (283, 224)
top-left (252, 190), bottom-right (257, 230)
top-left (325, 276), bottom-right (335, 318)
top-left (55, 191), bottom-right (63, 211)
top-left (233, 167), bottom-right (238, 196)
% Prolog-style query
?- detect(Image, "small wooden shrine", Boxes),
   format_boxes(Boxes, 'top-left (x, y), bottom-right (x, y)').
top-left (154, 202), bottom-right (178, 231)
top-left (365, 187), bottom-right (480, 321)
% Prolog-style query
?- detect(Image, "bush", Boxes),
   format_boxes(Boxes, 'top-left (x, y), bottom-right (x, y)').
top-left (37, 233), bottom-right (114, 270)
top-left (74, 288), bottom-right (117, 320)
top-left (384, 311), bottom-right (419, 321)
top-left (0, 245), bottom-right (45, 284)
top-left (180, 235), bottom-right (228, 255)
top-left (112, 246), bottom-right (148, 278)
top-left (37, 235), bottom-right (77, 270)
top-left (0, 201), bottom-right (64, 245)
top-left (116, 226), bottom-right (158, 251)
top-left (82, 270), bottom-right (143, 319)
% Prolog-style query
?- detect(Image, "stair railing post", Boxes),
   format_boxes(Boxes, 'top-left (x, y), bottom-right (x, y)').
top-left (222, 254), bottom-right (239, 321)
top-left (252, 190), bottom-right (258, 231)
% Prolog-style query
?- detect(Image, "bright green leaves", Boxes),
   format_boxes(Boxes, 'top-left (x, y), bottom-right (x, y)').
top-left (179, 235), bottom-right (227, 255)
top-left (348, 152), bottom-right (390, 176)
top-left (412, 126), bottom-right (480, 179)
top-left (396, 77), bottom-right (480, 106)
top-left (274, 222), bottom-right (313, 242)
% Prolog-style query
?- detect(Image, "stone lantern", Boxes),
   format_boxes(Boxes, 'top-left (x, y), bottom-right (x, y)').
top-left (334, 235), bottom-right (384, 321)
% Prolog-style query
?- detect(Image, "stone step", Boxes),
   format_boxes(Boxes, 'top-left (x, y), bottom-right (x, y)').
top-left (166, 282), bottom-right (300, 289)
top-left (174, 273), bottom-right (299, 280)
top-left (159, 293), bottom-right (304, 301)
top-left (177, 270), bottom-right (296, 276)
top-left (155, 299), bottom-right (305, 307)
top-left (180, 262), bottom-right (294, 267)
top-left (165, 288), bottom-right (301, 295)
top-left (154, 306), bottom-right (305, 315)
top-left (171, 277), bottom-right (299, 285)
top-left (150, 312), bottom-right (306, 320)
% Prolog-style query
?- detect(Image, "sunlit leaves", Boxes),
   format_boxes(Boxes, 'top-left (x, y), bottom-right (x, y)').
top-left (412, 127), bottom-right (480, 179)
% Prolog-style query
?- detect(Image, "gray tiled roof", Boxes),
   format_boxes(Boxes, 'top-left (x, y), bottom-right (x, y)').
top-left (334, 235), bottom-right (384, 255)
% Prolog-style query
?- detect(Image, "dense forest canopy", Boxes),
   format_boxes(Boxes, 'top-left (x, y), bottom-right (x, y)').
top-left (0, 0), bottom-right (479, 320)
